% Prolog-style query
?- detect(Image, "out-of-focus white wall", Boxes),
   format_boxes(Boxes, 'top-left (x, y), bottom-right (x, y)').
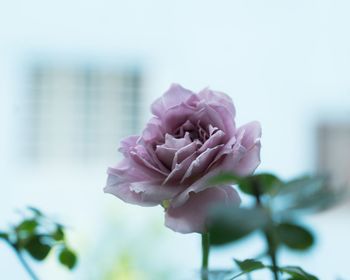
top-left (1, 1), bottom-right (350, 279)
top-left (2, 0), bottom-right (350, 174)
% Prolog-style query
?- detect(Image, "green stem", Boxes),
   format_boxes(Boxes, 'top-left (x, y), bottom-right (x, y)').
top-left (252, 181), bottom-right (279, 280)
top-left (15, 249), bottom-right (40, 280)
top-left (264, 230), bottom-right (279, 280)
top-left (230, 271), bottom-right (245, 279)
top-left (201, 233), bottom-right (210, 280)
top-left (6, 240), bottom-right (39, 280)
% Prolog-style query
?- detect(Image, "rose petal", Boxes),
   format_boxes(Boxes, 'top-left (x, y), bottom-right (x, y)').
top-left (170, 170), bottom-right (219, 208)
top-left (198, 88), bottom-right (236, 117)
top-left (165, 186), bottom-right (241, 233)
top-left (151, 84), bottom-right (196, 117)
top-left (211, 105), bottom-right (236, 139)
top-left (118, 135), bottom-right (139, 157)
top-left (170, 128), bottom-right (256, 208)
top-left (105, 174), bottom-right (185, 206)
top-left (236, 121), bottom-right (262, 149)
top-left (172, 141), bottom-right (199, 169)
top-left (155, 145), bottom-right (176, 169)
top-left (200, 123), bottom-right (261, 177)
top-left (104, 174), bottom-right (158, 207)
top-left (181, 145), bottom-right (223, 183)
top-left (155, 133), bottom-right (193, 169)
top-left (170, 141), bottom-right (247, 208)
top-left (198, 88), bottom-right (236, 138)
top-left (174, 120), bottom-right (195, 138)
top-left (144, 142), bottom-right (170, 173)
top-left (189, 104), bottom-right (226, 134)
top-left (207, 135), bottom-right (238, 170)
top-left (163, 103), bottom-right (198, 132)
top-left (198, 129), bottom-right (225, 153)
top-left (141, 117), bottom-right (164, 144)
top-left (163, 152), bottom-right (197, 185)
top-left (129, 181), bottom-right (185, 204)
top-left (108, 158), bottom-right (164, 182)
top-left (130, 149), bottom-right (169, 176)
top-left (233, 140), bottom-right (261, 176)
top-left (163, 133), bottom-right (192, 149)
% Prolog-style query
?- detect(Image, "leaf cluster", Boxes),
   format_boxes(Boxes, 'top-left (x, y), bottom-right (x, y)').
top-left (0, 206), bottom-right (77, 270)
top-left (207, 172), bottom-right (346, 279)
top-left (208, 173), bottom-right (342, 248)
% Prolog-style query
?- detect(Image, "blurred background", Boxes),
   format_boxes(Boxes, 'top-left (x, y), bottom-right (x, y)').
top-left (0, 0), bottom-right (350, 279)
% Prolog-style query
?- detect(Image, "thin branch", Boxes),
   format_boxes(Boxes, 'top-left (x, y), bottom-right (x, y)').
top-left (4, 239), bottom-right (39, 280)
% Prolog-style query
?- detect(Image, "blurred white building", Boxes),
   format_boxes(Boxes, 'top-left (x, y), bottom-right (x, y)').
top-left (20, 63), bottom-right (141, 162)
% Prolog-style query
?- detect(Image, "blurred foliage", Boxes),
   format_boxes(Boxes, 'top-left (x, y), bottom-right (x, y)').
top-left (209, 207), bottom-right (269, 245)
top-left (232, 259), bottom-right (318, 280)
top-left (0, 207), bottom-right (78, 280)
top-left (207, 172), bottom-right (347, 280)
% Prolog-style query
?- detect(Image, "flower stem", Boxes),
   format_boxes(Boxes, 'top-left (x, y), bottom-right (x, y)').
top-left (252, 180), bottom-right (279, 280)
top-left (201, 232), bottom-right (210, 280)
top-left (264, 229), bottom-right (279, 280)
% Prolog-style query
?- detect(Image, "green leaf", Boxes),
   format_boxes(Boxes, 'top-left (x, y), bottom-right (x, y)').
top-left (208, 207), bottom-right (270, 245)
top-left (279, 176), bottom-right (323, 194)
top-left (273, 175), bottom-right (342, 215)
top-left (207, 172), bottom-right (242, 186)
top-left (234, 259), bottom-right (265, 272)
top-left (24, 236), bottom-right (51, 261)
top-left (280, 266), bottom-right (318, 280)
top-left (238, 173), bottom-right (282, 196)
top-left (277, 223), bottom-right (314, 251)
top-left (231, 263), bottom-right (318, 280)
top-left (0, 231), bottom-right (8, 240)
top-left (231, 259), bottom-right (268, 279)
top-left (59, 247), bottom-right (77, 269)
top-left (27, 206), bottom-right (43, 216)
top-left (207, 172), bottom-right (282, 197)
top-left (52, 227), bottom-right (65, 241)
top-left (16, 220), bottom-right (38, 234)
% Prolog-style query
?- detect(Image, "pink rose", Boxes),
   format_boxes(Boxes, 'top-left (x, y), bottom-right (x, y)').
top-left (104, 84), bottom-right (261, 233)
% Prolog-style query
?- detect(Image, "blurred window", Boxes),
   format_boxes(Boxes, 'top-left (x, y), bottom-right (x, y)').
top-left (21, 64), bottom-right (142, 162)
top-left (317, 123), bottom-right (350, 187)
